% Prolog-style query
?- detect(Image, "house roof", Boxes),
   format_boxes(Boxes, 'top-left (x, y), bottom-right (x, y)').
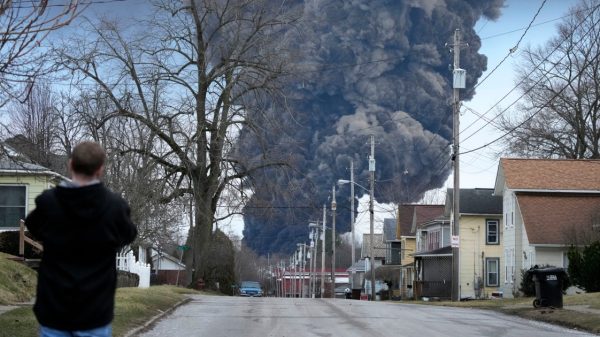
top-left (413, 245), bottom-right (452, 257)
top-left (0, 143), bottom-right (66, 180)
top-left (383, 218), bottom-right (397, 241)
top-left (517, 193), bottom-right (600, 245)
top-left (347, 259), bottom-right (366, 273)
top-left (445, 188), bottom-right (502, 215)
top-left (495, 158), bottom-right (600, 193)
top-left (0, 157), bottom-right (49, 171)
top-left (397, 204), bottom-right (445, 236)
top-left (361, 233), bottom-right (385, 259)
top-left (3, 135), bottom-right (69, 176)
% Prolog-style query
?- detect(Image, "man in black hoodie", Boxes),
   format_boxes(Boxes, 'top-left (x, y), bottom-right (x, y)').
top-left (26, 141), bottom-right (137, 337)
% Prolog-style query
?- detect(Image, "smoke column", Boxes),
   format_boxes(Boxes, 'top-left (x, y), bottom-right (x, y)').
top-left (236, 0), bottom-right (505, 255)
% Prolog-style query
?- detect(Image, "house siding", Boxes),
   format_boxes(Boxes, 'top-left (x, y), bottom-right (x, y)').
top-left (0, 174), bottom-right (54, 230)
top-left (459, 215), bottom-right (503, 299)
top-left (535, 247), bottom-right (566, 267)
top-left (501, 189), bottom-right (517, 297)
top-left (401, 238), bottom-right (416, 266)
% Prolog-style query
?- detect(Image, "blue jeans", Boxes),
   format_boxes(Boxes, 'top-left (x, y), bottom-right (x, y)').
top-left (39, 324), bottom-right (112, 337)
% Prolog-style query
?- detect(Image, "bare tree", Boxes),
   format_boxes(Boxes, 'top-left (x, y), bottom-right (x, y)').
top-left (0, 0), bottom-right (81, 107)
top-left (54, 0), bottom-right (298, 287)
top-left (6, 82), bottom-right (57, 164)
top-left (501, 1), bottom-right (600, 159)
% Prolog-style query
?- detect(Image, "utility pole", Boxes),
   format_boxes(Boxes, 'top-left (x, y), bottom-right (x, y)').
top-left (350, 160), bottom-right (356, 291)
top-left (292, 254), bottom-right (297, 298)
top-left (321, 204), bottom-right (326, 298)
top-left (300, 247), bottom-right (304, 298)
top-left (314, 222), bottom-right (319, 298)
top-left (450, 28), bottom-right (466, 302)
top-left (331, 185), bottom-right (337, 298)
top-left (369, 135), bottom-right (376, 301)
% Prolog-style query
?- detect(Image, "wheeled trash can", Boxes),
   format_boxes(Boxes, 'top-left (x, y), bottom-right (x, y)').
top-left (529, 267), bottom-right (567, 309)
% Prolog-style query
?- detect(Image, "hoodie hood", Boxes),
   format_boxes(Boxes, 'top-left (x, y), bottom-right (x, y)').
top-left (54, 183), bottom-right (109, 224)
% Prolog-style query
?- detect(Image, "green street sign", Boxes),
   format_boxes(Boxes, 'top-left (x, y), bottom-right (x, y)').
top-left (177, 245), bottom-right (191, 251)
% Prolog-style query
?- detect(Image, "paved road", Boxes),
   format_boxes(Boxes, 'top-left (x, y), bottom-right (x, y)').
top-left (137, 295), bottom-right (596, 337)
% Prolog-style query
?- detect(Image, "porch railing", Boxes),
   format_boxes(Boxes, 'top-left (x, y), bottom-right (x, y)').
top-left (413, 280), bottom-right (451, 299)
top-left (19, 219), bottom-right (43, 255)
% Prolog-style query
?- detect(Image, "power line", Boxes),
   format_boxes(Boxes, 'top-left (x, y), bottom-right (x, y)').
top-left (479, 3), bottom-right (594, 41)
top-left (473, 0), bottom-right (547, 91)
top-left (461, 40), bottom-right (600, 157)
top-left (460, 1), bottom-right (600, 146)
top-left (6, 0), bottom-right (131, 9)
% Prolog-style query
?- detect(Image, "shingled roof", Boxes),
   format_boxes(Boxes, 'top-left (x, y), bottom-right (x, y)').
top-left (446, 188), bottom-right (502, 215)
top-left (496, 158), bottom-right (600, 192)
top-left (517, 193), bottom-right (600, 245)
top-left (397, 204), bottom-right (445, 236)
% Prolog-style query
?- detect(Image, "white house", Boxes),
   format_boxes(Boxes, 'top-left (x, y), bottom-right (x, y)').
top-left (150, 248), bottom-right (186, 286)
top-left (494, 158), bottom-right (600, 297)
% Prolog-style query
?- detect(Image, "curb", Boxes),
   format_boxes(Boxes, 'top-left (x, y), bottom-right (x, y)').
top-left (123, 297), bottom-right (192, 337)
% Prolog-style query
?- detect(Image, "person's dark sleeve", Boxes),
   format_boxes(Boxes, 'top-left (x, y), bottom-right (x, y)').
top-left (118, 201), bottom-right (137, 247)
top-left (24, 194), bottom-right (46, 241)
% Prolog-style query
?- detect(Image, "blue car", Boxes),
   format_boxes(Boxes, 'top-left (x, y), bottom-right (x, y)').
top-left (239, 281), bottom-right (263, 297)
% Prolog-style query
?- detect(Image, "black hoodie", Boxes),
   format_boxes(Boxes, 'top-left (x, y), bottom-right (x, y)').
top-left (25, 182), bottom-right (137, 331)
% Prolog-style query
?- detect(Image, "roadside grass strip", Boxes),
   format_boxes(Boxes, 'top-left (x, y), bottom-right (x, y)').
top-left (0, 286), bottom-right (200, 337)
top-left (411, 292), bottom-right (600, 334)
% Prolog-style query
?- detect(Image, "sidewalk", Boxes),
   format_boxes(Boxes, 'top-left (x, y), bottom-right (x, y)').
top-left (0, 299), bottom-right (34, 315)
top-left (0, 305), bottom-right (18, 315)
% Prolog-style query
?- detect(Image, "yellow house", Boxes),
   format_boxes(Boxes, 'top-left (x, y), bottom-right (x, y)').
top-left (447, 188), bottom-right (503, 299)
top-left (0, 156), bottom-right (64, 231)
top-left (414, 189), bottom-right (502, 300)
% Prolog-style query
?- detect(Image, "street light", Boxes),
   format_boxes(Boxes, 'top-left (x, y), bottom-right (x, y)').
top-left (338, 165), bottom-right (369, 293)
top-left (308, 222), bottom-right (319, 298)
top-left (338, 136), bottom-right (377, 301)
top-left (331, 185), bottom-right (336, 298)
top-left (297, 243), bottom-right (308, 298)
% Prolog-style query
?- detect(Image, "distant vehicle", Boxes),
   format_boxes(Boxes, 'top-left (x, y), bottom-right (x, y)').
top-left (239, 281), bottom-right (263, 297)
top-left (334, 283), bottom-right (350, 298)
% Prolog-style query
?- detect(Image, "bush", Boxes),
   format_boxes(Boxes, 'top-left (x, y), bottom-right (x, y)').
top-left (568, 242), bottom-right (600, 292)
top-left (117, 270), bottom-right (139, 288)
top-left (519, 268), bottom-right (536, 297)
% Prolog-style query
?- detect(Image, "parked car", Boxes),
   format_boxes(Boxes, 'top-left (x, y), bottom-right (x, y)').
top-left (334, 283), bottom-right (351, 298)
top-left (239, 281), bottom-right (263, 297)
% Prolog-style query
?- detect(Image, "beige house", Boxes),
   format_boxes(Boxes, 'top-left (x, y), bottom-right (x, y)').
top-left (494, 158), bottom-right (600, 297)
top-left (395, 204), bottom-right (444, 299)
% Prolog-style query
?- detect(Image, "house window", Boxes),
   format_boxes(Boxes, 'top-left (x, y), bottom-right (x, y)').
top-left (504, 249), bottom-right (509, 284)
top-left (486, 219), bottom-right (499, 244)
top-left (0, 185), bottom-right (27, 228)
top-left (428, 230), bottom-right (440, 251)
top-left (486, 258), bottom-right (500, 287)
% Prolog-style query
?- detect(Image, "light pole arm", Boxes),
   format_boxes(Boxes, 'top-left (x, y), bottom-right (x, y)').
top-left (337, 179), bottom-right (369, 193)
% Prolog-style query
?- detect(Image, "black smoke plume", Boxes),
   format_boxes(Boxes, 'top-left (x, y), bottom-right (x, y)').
top-left (236, 0), bottom-right (505, 255)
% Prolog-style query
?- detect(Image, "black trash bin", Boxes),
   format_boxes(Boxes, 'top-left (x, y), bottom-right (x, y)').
top-left (529, 267), bottom-right (566, 308)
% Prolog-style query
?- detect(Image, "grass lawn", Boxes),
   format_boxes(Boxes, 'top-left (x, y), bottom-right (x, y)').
top-left (0, 286), bottom-right (200, 337)
top-left (0, 253), bottom-right (37, 305)
top-left (410, 292), bottom-right (600, 334)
